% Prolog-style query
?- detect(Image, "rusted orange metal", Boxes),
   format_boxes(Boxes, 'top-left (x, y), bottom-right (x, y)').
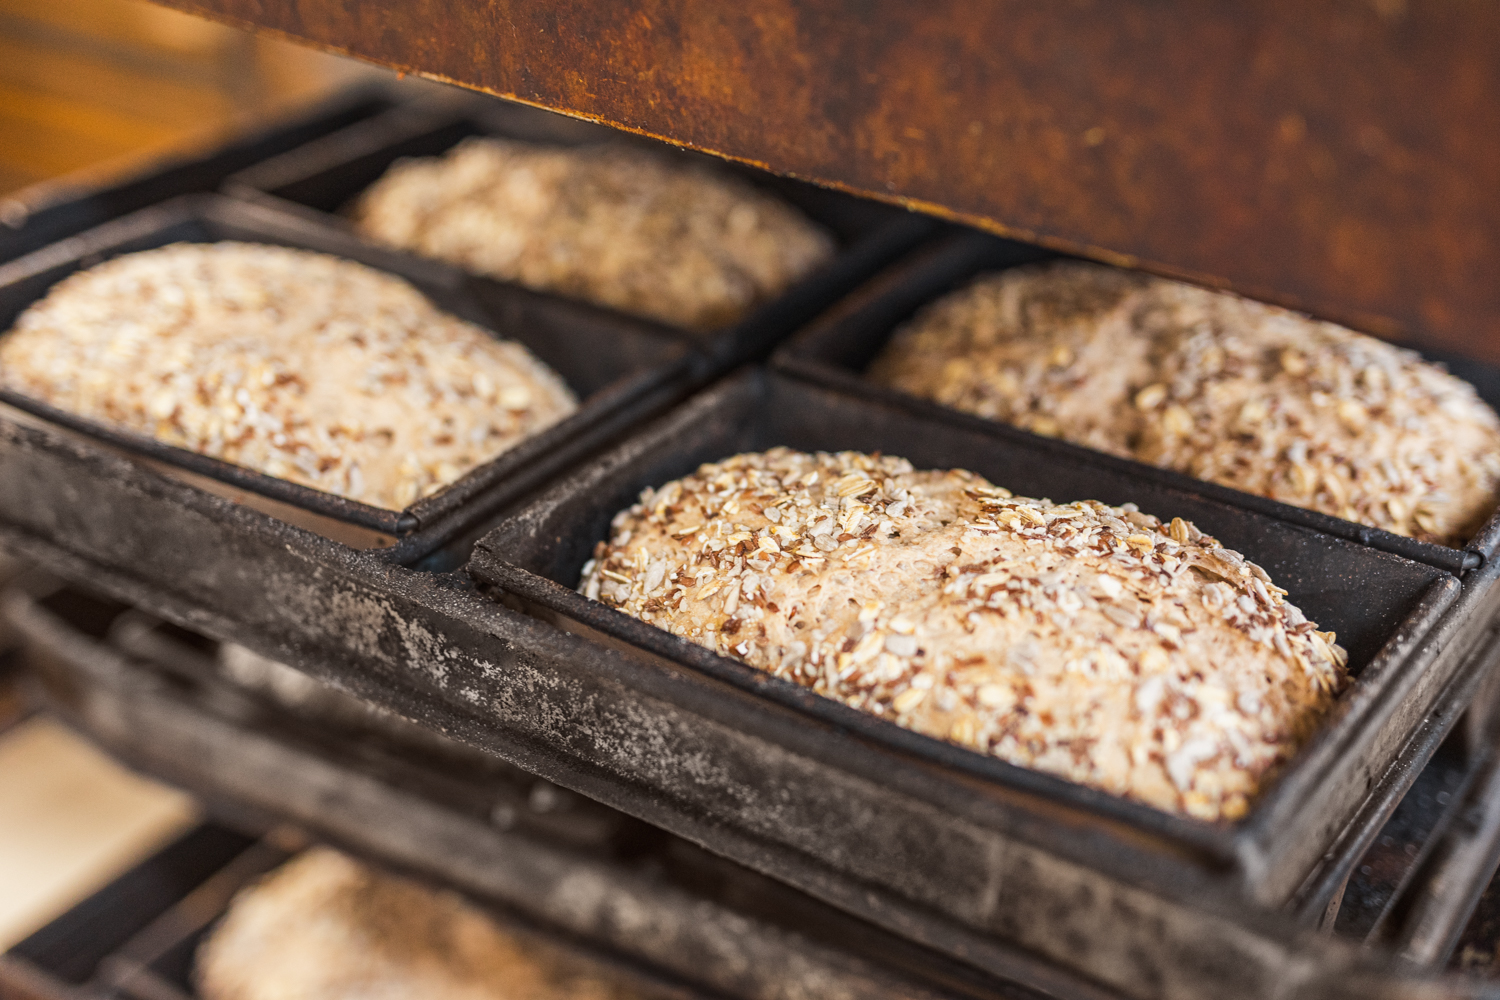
top-left (155, 0), bottom-right (1500, 361)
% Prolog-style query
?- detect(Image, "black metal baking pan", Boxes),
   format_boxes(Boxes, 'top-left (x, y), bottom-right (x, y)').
top-left (7, 369), bottom-right (1500, 1000)
top-left (222, 92), bottom-right (939, 368)
top-left (0, 83), bottom-right (396, 268)
top-left (771, 229), bottom-right (1500, 575)
top-left (467, 367), bottom-right (1500, 949)
top-left (0, 192), bottom-right (696, 568)
top-left (2, 581), bottom-right (1076, 1000)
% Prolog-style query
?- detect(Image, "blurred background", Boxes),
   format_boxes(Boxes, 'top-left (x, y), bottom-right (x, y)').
top-left (0, 0), bottom-right (383, 950)
top-left (0, 0), bottom-right (382, 197)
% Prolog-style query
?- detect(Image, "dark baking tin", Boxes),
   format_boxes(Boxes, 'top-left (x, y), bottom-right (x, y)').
top-left (0, 193), bottom-right (696, 567)
top-left (222, 92), bottom-right (939, 368)
top-left (771, 229), bottom-right (1500, 574)
top-left (468, 367), bottom-right (1500, 944)
top-left (3, 583), bottom-right (1080, 1000)
top-left (0, 83), bottom-right (395, 267)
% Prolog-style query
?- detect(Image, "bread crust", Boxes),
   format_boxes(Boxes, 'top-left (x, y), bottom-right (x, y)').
top-left (580, 448), bottom-right (1349, 821)
top-left (868, 261), bottom-right (1500, 546)
top-left (0, 242), bottom-right (577, 510)
top-left (354, 137), bottom-right (835, 330)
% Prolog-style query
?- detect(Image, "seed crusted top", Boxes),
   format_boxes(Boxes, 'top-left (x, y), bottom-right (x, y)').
top-left (0, 242), bottom-right (577, 510)
top-left (580, 447), bottom-right (1349, 822)
top-left (868, 261), bottom-right (1500, 546)
top-left (354, 137), bottom-right (836, 331)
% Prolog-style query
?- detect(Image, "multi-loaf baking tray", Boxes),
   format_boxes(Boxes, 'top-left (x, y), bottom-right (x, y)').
top-left (772, 229), bottom-right (1500, 575)
top-left (467, 366), bottom-right (1500, 997)
top-left (221, 93), bottom-right (938, 368)
top-left (0, 192), bottom-right (697, 568)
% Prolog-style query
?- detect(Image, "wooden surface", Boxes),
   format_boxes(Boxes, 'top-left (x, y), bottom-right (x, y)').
top-left (144, 0), bottom-right (1500, 363)
top-left (0, 0), bottom-right (376, 197)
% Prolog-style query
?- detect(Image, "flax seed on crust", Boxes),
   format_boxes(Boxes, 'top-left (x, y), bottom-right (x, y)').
top-left (579, 447), bottom-right (1349, 822)
top-left (0, 242), bottom-right (577, 510)
top-left (353, 137), bottom-right (836, 331)
top-left (867, 261), bottom-right (1500, 547)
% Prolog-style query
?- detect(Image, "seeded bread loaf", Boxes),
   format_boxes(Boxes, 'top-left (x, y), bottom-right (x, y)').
top-left (580, 448), bottom-right (1349, 821)
top-left (0, 242), bottom-right (577, 510)
top-left (353, 137), bottom-right (835, 330)
top-left (867, 261), bottom-right (1500, 547)
top-left (198, 848), bottom-right (639, 1000)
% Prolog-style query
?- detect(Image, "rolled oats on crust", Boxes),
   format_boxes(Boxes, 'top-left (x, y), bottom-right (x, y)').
top-left (0, 242), bottom-right (576, 510)
top-left (868, 261), bottom-right (1500, 546)
top-left (579, 448), bottom-right (1349, 822)
top-left (353, 137), bottom-right (835, 330)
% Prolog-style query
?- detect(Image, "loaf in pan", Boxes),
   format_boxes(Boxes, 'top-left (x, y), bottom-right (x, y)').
top-left (579, 446), bottom-right (1349, 821)
top-left (0, 194), bottom-right (695, 564)
top-left (774, 231), bottom-right (1500, 573)
top-left (199, 848), bottom-right (646, 1000)
top-left (0, 241), bottom-right (577, 512)
top-left (868, 259), bottom-right (1500, 548)
top-left (223, 94), bottom-right (935, 366)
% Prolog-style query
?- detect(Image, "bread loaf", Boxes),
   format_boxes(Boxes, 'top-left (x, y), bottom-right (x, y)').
top-left (354, 137), bottom-right (835, 330)
top-left (0, 242), bottom-right (577, 510)
top-left (580, 447), bottom-right (1349, 821)
top-left (868, 261), bottom-right (1500, 546)
top-left (198, 848), bottom-right (639, 1000)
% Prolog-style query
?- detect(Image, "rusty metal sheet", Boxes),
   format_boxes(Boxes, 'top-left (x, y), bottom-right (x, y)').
top-left (147, 2), bottom-right (1500, 350)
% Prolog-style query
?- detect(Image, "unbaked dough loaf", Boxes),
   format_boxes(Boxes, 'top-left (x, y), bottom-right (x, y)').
top-left (867, 261), bottom-right (1500, 547)
top-left (198, 848), bottom-right (641, 1000)
top-left (353, 137), bottom-right (835, 330)
top-left (0, 242), bottom-right (577, 510)
top-left (580, 448), bottom-right (1349, 821)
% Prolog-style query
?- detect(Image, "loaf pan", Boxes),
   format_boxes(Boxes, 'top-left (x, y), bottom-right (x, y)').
top-left (0, 83), bottom-right (396, 267)
top-left (467, 367), bottom-right (1500, 938)
top-left (222, 93), bottom-right (938, 368)
top-left (0, 193), bottom-right (696, 568)
top-left (771, 230), bottom-right (1500, 575)
top-left (2, 582), bottom-right (1067, 1000)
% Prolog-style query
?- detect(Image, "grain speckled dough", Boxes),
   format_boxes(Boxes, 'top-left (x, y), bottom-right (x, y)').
top-left (197, 848), bottom-right (644, 1000)
top-left (867, 261), bottom-right (1500, 547)
top-left (579, 448), bottom-right (1350, 822)
top-left (0, 242), bottom-right (577, 511)
top-left (353, 137), bottom-right (836, 330)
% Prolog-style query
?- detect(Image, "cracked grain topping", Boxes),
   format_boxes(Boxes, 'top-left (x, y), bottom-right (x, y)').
top-left (867, 261), bottom-right (1500, 546)
top-left (579, 448), bottom-right (1349, 822)
top-left (0, 242), bottom-right (577, 510)
top-left (198, 848), bottom-right (639, 1000)
top-left (354, 137), bottom-right (836, 331)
